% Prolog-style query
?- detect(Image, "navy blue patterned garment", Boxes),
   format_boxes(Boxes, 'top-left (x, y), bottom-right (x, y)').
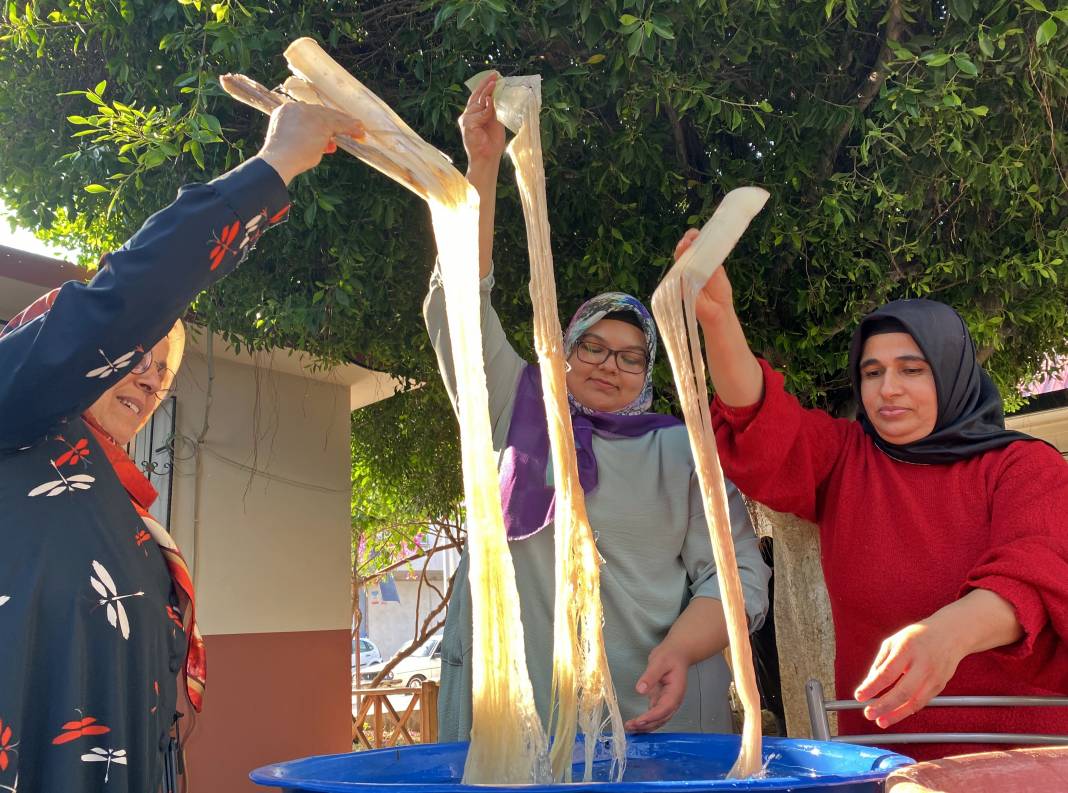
top-left (0, 157), bottom-right (289, 792)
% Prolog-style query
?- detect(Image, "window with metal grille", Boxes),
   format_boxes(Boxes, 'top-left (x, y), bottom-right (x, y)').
top-left (128, 395), bottom-right (177, 528)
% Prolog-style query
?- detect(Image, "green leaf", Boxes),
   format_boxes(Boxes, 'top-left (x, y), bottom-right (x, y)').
top-left (83, 184), bottom-right (108, 194)
top-left (189, 139), bottom-right (205, 169)
top-left (887, 40), bottom-right (914, 60)
top-left (970, 105), bottom-right (989, 116)
top-left (1053, 10), bottom-right (1068, 23)
top-left (1023, 0), bottom-right (1046, 11)
top-left (626, 28), bottom-right (644, 56)
top-left (758, 100), bottom-right (773, 112)
top-left (94, 80), bottom-right (106, 97)
top-left (586, 53), bottom-right (606, 64)
top-left (953, 54), bottom-right (978, 76)
top-left (456, 4), bottom-right (476, 27)
top-left (1036, 18), bottom-right (1057, 47)
top-left (922, 52), bottom-right (952, 67)
top-left (977, 34), bottom-right (994, 58)
top-left (431, 4), bottom-right (456, 31)
top-left (947, 0), bottom-right (972, 22)
top-left (199, 113), bottom-right (223, 135)
top-left (619, 13), bottom-right (639, 25)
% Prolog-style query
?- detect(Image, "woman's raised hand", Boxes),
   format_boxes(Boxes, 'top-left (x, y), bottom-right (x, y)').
top-left (674, 229), bottom-right (736, 329)
top-left (673, 228), bottom-right (764, 407)
top-left (460, 73), bottom-right (506, 173)
top-left (257, 102), bottom-right (364, 186)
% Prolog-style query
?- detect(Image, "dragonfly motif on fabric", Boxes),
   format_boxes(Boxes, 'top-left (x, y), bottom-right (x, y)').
top-left (208, 221), bottom-right (241, 271)
top-left (0, 717), bottom-right (18, 792)
top-left (54, 437), bottom-right (91, 468)
top-left (240, 205), bottom-right (289, 248)
top-left (52, 714), bottom-right (110, 745)
top-left (85, 348), bottom-right (139, 379)
top-left (90, 561), bottom-right (144, 640)
top-left (80, 747), bottom-right (127, 783)
top-left (27, 461), bottom-right (95, 497)
top-left (134, 528), bottom-right (152, 555)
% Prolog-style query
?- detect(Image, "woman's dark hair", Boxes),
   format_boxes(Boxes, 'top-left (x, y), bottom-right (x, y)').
top-left (860, 316), bottom-right (909, 340)
top-left (602, 309), bottom-right (645, 332)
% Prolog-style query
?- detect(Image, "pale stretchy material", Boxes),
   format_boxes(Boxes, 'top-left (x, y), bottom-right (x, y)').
top-left (497, 79), bottom-right (625, 782)
top-left (650, 189), bottom-right (770, 778)
top-left (274, 39), bottom-right (551, 784)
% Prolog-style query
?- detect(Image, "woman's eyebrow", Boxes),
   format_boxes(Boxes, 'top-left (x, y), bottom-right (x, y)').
top-left (581, 332), bottom-right (646, 352)
top-left (859, 354), bottom-right (927, 368)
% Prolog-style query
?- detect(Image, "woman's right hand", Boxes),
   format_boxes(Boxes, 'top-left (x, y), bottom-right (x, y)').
top-left (673, 230), bottom-right (735, 328)
top-left (460, 74), bottom-right (506, 172)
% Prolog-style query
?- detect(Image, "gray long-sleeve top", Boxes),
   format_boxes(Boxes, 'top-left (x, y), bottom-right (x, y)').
top-left (424, 266), bottom-right (770, 740)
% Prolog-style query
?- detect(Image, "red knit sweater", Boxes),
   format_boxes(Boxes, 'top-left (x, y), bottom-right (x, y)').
top-left (711, 360), bottom-right (1068, 760)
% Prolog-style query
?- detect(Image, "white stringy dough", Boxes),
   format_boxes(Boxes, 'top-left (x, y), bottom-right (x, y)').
top-left (274, 39), bottom-right (550, 785)
top-left (650, 189), bottom-right (770, 779)
top-left (484, 74), bottom-right (627, 782)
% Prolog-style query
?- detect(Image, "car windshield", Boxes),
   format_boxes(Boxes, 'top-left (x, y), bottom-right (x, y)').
top-left (392, 638), bottom-right (440, 660)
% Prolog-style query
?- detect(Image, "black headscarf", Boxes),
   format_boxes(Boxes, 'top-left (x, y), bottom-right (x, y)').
top-left (848, 298), bottom-right (1035, 464)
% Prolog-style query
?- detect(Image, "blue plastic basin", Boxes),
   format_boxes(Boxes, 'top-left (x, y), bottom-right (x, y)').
top-left (250, 734), bottom-right (913, 792)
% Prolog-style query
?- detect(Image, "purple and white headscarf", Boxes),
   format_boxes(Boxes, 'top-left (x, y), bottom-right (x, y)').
top-left (563, 291), bottom-right (657, 415)
top-left (500, 292), bottom-right (681, 540)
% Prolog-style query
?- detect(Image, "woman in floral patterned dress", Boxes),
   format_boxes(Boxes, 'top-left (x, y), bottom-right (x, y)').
top-left (0, 101), bottom-right (361, 793)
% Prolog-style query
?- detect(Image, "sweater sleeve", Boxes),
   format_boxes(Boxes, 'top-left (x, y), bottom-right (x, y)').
top-left (422, 262), bottom-right (526, 435)
top-left (709, 358), bottom-right (853, 523)
top-left (0, 158), bottom-right (290, 449)
top-left (961, 441), bottom-right (1068, 661)
top-left (683, 476), bottom-right (771, 631)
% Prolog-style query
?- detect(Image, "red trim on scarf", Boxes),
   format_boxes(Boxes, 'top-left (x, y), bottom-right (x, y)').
top-left (84, 414), bottom-right (206, 712)
top-left (83, 413), bottom-right (159, 509)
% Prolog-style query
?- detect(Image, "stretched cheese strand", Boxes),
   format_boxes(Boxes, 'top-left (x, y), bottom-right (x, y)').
top-left (227, 39), bottom-right (551, 785)
top-left (467, 71), bottom-right (626, 782)
top-left (650, 187), bottom-right (769, 779)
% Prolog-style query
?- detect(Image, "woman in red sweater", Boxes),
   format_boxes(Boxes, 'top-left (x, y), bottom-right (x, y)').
top-left (673, 229), bottom-right (1068, 760)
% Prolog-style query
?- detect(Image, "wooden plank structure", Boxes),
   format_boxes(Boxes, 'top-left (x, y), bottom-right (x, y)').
top-left (353, 681), bottom-right (440, 749)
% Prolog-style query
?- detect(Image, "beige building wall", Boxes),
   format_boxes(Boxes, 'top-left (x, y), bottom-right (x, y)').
top-left (167, 338), bottom-right (397, 791)
top-left (1007, 406), bottom-right (1068, 458)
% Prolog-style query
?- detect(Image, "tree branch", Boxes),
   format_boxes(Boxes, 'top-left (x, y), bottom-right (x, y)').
top-left (360, 539), bottom-right (462, 580)
top-left (816, 0), bottom-right (905, 183)
top-left (366, 569), bottom-right (456, 688)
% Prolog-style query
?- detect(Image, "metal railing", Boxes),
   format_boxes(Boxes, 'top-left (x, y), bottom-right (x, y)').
top-left (806, 678), bottom-right (1068, 746)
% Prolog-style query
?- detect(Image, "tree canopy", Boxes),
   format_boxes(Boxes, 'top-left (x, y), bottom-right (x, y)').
top-left (2, 0), bottom-right (1066, 529)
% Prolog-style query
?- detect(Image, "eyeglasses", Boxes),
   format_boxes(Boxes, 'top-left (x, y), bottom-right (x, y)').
top-left (573, 339), bottom-right (649, 374)
top-left (131, 349), bottom-right (160, 375)
top-left (131, 350), bottom-right (176, 400)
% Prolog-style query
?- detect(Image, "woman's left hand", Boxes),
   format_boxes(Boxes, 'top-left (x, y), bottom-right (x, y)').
top-left (625, 642), bottom-right (690, 732)
top-left (853, 621), bottom-right (966, 729)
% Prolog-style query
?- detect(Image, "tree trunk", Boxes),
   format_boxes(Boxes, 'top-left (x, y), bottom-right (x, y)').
top-left (749, 503), bottom-right (837, 738)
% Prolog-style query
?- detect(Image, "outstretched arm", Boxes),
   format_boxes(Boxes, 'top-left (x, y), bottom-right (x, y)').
top-left (0, 102), bottom-right (362, 449)
top-left (461, 74), bottom-right (506, 279)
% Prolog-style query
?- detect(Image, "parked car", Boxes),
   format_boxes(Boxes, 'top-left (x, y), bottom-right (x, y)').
top-left (351, 637), bottom-right (382, 680)
top-left (359, 634), bottom-right (443, 689)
